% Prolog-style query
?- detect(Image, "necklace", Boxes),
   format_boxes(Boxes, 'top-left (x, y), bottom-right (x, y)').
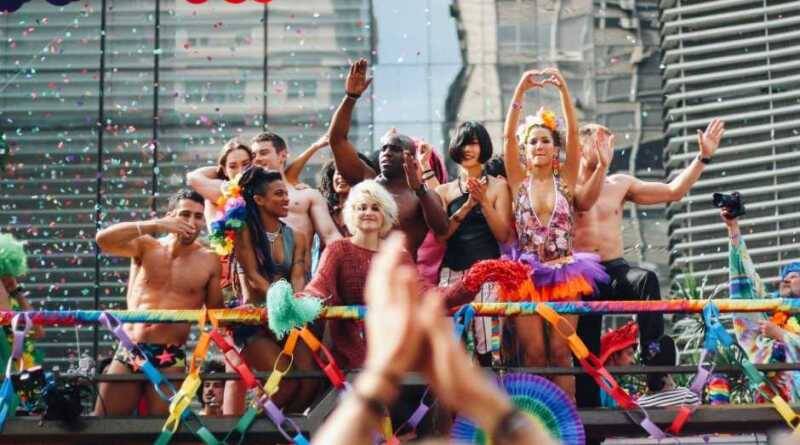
top-left (265, 224), bottom-right (282, 243)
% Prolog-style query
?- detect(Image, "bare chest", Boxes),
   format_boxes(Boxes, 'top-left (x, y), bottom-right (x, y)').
top-left (134, 249), bottom-right (209, 300)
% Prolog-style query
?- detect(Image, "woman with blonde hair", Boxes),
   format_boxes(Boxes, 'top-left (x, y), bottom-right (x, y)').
top-left (304, 180), bottom-right (400, 368)
top-left (503, 68), bottom-right (609, 398)
top-left (305, 180), bottom-right (471, 368)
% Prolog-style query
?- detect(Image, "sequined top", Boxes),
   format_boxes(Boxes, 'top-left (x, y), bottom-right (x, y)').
top-left (513, 176), bottom-right (574, 262)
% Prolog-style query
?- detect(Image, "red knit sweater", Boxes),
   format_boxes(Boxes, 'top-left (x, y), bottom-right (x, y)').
top-left (305, 238), bottom-right (471, 368)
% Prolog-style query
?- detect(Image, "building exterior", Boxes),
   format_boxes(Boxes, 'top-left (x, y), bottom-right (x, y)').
top-left (661, 0), bottom-right (800, 294)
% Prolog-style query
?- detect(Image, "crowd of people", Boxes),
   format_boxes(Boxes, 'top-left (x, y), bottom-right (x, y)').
top-left (15, 57), bottom-right (800, 443)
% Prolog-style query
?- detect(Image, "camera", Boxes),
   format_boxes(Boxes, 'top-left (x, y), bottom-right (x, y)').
top-left (712, 192), bottom-right (745, 218)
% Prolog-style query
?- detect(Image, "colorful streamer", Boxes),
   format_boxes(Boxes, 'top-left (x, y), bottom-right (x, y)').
top-left (0, 299), bottom-right (799, 326)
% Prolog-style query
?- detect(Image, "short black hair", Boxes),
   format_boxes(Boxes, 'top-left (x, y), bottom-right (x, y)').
top-left (167, 189), bottom-right (204, 211)
top-left (484, 156), bottom-right (506, 178)
top-left (448, 121), bottom-right (493, 164)
top-left (202, 359), bottom-right (225, 376)
top-left (251, 131), bottom-right (287, 154)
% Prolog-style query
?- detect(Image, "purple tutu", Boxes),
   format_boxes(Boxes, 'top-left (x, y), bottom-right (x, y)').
top-left (504, 246), bottom-right (609, 302)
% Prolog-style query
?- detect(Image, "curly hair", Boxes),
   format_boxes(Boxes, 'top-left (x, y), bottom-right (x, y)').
top-left (342, 180), bottom-right (398, 237)
top-left (449, 121), bottom-right (493, 164)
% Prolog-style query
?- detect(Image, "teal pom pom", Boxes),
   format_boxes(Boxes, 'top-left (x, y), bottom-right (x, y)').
top-left (0, 233), bottom-right (27, 277)
top-left (267, 280), bottom-right (323, 339)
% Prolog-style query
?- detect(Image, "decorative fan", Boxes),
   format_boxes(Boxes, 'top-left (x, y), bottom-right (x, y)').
top-left (451, 373), bottom-right (584, 445)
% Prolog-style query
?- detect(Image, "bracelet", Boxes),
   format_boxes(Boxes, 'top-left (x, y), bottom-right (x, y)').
top-left (346, 92), bottom-right (361, 100)
top-left (511, 101), bottom-right (523, 111)
top-left (136, 221), bottom-right (143, 237)
top-left (698, 155), bottom-right (712, 165)
top-left (422, 169), bottom-right (433, 174)
top-left (422, 171), bottom-right (436, 180)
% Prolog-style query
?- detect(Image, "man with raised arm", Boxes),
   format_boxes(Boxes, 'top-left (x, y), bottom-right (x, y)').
top-left (573, 119), bottom-right (725, 408)
top-left (187, 134), bottom-right (340, 274)
top-left (326, 58), bottom-right (449, 258)
top-left (93, 189), bottom-right (224, 416)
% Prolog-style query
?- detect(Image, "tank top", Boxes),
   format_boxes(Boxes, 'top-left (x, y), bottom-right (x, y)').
top-left (443, 188), bottom-right (501, 271)
top-left (235, 222), bottom-right (295, 279)
top-left (513, 175), bottom-right (574, 262)
top-left (271, 222), bottom-right (295, 278)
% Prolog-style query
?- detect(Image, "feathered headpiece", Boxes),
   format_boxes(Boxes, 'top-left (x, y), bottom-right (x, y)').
top-left (208, 172), bottom-right (247, 256)
top-left (600, 321), bottom-right (639, 364)
top-left (516, 107), bottom-right (559, 144)
top-left (0, 233), bottom-right (28, 277)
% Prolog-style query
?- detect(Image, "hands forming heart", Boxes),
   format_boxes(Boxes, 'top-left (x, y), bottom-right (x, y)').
top-left (518, 67), bottom-right (567, 93)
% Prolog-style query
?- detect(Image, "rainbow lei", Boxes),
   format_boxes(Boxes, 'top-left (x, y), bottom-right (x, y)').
top-left (208, 173), bottom-right (247, 256)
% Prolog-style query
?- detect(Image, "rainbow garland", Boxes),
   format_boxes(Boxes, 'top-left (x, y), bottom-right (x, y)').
top-left (0, 299), bottom-right (799, 326)
top-left (208, 174), bottom-right (247, 256)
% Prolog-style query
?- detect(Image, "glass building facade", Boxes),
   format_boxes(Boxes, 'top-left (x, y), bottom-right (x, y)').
top-left (1, 0), bottom-right (667, 369)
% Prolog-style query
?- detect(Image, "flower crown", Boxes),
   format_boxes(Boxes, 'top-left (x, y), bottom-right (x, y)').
top-left (208, 172), bottom-right (247, 256)
top-left (516, 108), bottom-right (559, 144)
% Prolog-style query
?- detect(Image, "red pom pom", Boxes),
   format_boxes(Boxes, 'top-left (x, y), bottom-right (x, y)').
top-left (464, 259), bottom-right (531, 294)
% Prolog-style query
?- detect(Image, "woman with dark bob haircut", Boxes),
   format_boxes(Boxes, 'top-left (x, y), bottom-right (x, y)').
top-left (433, 120), bottom-right (512, 365)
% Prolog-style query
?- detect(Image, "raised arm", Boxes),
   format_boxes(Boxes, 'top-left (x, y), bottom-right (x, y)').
top-left (308, 189), bottom-right (343, 244)
top-left (328, 58), bottom-right (376, 184)
top-left (96, 217), bottom-right (194, 258)
top-left (503, 70), bottom-right (540, 188)
top-left (627, 118), bottom-right (725, 205)
top-left (186, 166), bottom-right (225, 203)
top-left (283, 134), bottom-right (329, 186)
top-left (574, 132), bottom-right (613, 211)
top-left (543, 67), bottom-right (580, 191)
top-left (404, 153), bottom-right (448, 236)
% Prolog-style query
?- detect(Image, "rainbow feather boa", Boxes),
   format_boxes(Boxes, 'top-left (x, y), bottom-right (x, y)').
top-left (208, 173), bottom-right (247, 256)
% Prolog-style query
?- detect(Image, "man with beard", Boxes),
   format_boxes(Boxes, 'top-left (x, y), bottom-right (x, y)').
top-left (326, 58), bottom-right (449, 257)
top-left (93, 189), bottom-right (224, 415)
top-left (573, 119), bottom-right (724, 411)
top-left (199, 360), bottom-right (225, 416)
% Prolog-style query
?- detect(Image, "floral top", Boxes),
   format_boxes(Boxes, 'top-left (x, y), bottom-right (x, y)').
top-left (513, 176), bottom-right (574, 262)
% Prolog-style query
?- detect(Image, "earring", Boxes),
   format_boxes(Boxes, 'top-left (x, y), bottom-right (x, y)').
top-left (552, 156), bottom-right (560, 175)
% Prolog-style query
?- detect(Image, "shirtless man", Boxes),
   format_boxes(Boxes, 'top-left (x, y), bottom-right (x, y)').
top-left (327, 58), bottom-right (449, 256)
top-left (93, 189), bottom-right (224, 416)
top-left (187, 134), bottom-right (341, 274)
top-left (573, 118), bottom-right (725, 409)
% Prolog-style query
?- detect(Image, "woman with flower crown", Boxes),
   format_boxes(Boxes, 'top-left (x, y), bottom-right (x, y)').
top-left (503, 68), bottom-right (610, 398)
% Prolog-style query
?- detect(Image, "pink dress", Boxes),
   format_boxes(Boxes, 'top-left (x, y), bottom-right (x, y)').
top-left (508, 176), bottom-right (608, 301)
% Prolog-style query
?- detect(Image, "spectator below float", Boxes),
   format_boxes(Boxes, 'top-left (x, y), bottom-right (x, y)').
top-left (723, 207), bottom-right (800, 404)
top-left (199, 359), bottom-right (225, 417)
